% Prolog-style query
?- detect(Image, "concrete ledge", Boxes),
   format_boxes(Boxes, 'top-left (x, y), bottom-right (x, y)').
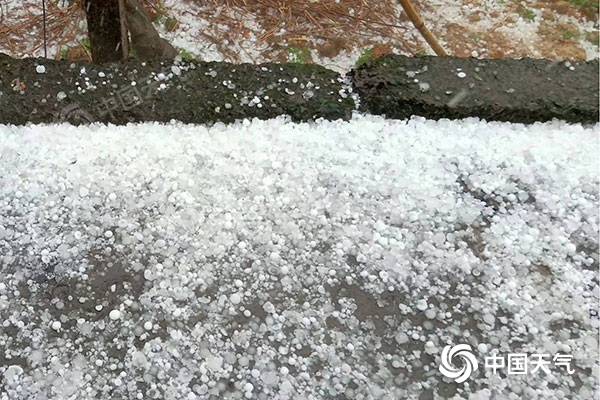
top-left (0, 53), bottom-right (354, 125)
top-left (350, 54), bottom-right (599, 124)
top-left (1, 53), bottom-right (598, 125)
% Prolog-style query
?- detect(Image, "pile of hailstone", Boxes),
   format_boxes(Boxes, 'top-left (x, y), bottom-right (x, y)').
top-left (0, 115), bottom-right (597, 399)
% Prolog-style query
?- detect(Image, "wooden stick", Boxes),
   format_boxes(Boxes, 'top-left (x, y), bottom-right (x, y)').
top-left (398, 0), bottom-right (447, 56)
top-left (118, 0), bottom-right (129, 59)
top-left (42, 0), bottom-right (47, 58)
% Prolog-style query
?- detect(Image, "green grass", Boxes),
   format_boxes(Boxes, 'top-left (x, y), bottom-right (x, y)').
top-left (518, 6), bottom-right (536, 22)
top-left (151, 0), bottom-right (178, 31)
top-left (471, 33), bottom-right (484, 42)
top-left (165, 16), bottom-right (178, 32)
top-left (585, 31), bottom-right (599, 46)
top-left (152, 1), bottom-right (167, 22)
top-left (561, 29), bottom-right (581, 40)
top-left (355, 48), bottom-right (375, 68)
top-left (567, 0), bottom-right (599, 9)
top-left (59, 37), bottom-right (91, 60)
top-left (285, 47), bottom-right (311, 63)
top-left (80, 37), bottom-right (90, 51)
top-left (414, 48), bottom-right (428, 57)
top-left (178, 48), bottom-right (195, 61)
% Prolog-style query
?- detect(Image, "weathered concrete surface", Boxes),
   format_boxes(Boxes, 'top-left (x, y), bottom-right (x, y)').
top-left (350, 55), bottom-right (599, 124)
top-left (0, 53), bottom-right (353, 125)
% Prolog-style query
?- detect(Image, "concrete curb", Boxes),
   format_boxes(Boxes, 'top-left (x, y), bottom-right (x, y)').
top-left (0, 53), bottom-right (598, 125)
top-left (350, 54), bottom-right (599, 124)
top-left (0, 53), bottom-right (353, 125)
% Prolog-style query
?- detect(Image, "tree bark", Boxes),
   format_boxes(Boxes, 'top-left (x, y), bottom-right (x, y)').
top-left (124, 0), bottom-right (178, 60)
top-left (83, 0), bottom-right (124, 63)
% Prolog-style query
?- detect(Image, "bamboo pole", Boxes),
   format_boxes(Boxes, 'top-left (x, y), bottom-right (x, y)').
top-left (398, 0), bottom-right (447, 56)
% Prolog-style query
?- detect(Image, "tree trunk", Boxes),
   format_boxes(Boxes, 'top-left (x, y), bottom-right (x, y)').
top-left (83, 0), bottom-right (124, 63)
